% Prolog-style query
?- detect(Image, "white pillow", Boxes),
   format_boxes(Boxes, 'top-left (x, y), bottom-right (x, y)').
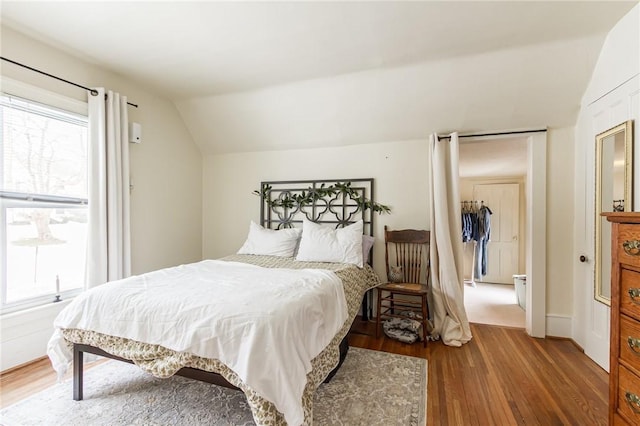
top-left (362, 234), bottom-right (375, 264)
top-left (296, 219), bottom-right (364, 267)
top-left (237, 221), bottom-right (302, 257)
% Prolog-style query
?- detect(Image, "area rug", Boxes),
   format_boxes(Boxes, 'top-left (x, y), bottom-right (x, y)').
top-left (0, 347), bottom-right (427, 425)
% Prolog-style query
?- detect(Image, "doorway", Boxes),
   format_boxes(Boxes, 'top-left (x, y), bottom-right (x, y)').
top-left (459, 137), bottom-right (528, 328)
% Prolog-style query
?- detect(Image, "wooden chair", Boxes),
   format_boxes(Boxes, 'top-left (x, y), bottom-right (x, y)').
top-left (376, 226), bottom-right (430, 347)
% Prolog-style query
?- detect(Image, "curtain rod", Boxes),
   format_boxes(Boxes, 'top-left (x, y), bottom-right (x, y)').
top-left (437, 128), bottom-right (546, 141)
top-left (1, 56), bottom-right (139, 108)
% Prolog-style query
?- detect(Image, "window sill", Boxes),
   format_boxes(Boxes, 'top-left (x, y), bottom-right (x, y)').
top-left (1, 298), bottom-right (73, 321)
top-left (1, 289), bottom-right (81, 316)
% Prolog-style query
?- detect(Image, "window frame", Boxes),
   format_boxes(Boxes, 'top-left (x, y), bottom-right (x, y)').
top-left (1, 77), bottom-right (89, 314)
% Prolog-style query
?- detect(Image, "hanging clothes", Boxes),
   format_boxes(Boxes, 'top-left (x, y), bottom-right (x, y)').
top-left (474, 205), bottom-right (492, 279)
top-left (460, 201), bottom-right (492, 280)
top-left (460, 202), bottom-right (478, 243)
top-left (461, 209), bottom-right (472, 242)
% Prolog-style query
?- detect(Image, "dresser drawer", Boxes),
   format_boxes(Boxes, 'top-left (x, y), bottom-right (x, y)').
top-left (618, 365), bottom-right (640, 423)
top-left (621, 268), bottom-right (640, 320)
top-left (618, 224), bottom-right (640, 269)
top-left (620, 315), bottom-right (640, 368)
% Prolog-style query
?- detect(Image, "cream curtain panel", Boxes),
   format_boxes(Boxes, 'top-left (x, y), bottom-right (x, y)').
top-left (86, 89), bottom-right (131, 288)
top-left (427, 132), bottom-right (472, 346)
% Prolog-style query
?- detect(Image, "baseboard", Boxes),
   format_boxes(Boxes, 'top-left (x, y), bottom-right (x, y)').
top-left (0, 355), bottom-right (48, 376)
top-left (545, 314), bottom-right (572, 339)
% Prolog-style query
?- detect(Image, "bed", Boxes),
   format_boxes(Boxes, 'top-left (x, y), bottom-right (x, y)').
top-left (47, 178), bottom-right (382, 426)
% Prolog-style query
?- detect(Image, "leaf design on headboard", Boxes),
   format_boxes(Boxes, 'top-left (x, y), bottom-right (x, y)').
top-left (270, 190), bottom-right (301, 226)
top-left (254, 179), bottom-right (390, 232)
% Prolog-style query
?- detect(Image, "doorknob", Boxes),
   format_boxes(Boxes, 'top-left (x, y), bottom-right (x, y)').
top-left (579, 255), bottom-right (588, 263)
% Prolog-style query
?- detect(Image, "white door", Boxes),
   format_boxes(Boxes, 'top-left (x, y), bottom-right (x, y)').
top-left (473, 183), bottom-right (520, 284)
top-left (575, 75), bottom-right (638, 371)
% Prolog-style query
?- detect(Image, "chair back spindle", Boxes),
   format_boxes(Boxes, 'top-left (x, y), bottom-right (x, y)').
top-left (384, 226), bottom-right (430, 285)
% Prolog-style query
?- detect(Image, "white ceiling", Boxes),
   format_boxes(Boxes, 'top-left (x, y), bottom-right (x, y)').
top-left (459, 137), bottom-right (528, 178)
top-left (1, 1), bottom-right (637, 155)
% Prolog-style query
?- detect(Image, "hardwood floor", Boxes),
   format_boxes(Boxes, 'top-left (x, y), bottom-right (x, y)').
top-left (1, 357), bottom-right (59, 408)
top-left (1, 322), bottom-right (609, 425)
top-left (0, 356), bottom-right (107, 409)
top-left (350, 321), bottom-right (609, 426)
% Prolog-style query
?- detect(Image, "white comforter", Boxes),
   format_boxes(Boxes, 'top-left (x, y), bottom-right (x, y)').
top-left (47, 260), bottom-right (348, 426)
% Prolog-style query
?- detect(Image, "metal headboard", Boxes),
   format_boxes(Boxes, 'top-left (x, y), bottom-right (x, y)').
top-left (258, 178), bottom-right (374, 237)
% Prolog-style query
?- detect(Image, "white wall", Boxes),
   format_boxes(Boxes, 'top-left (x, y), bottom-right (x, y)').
top-left (203, 139), bottom-right (429, 280)
top-left (0, 26), bottom-right (203, 371)
top-left (546, 126), bottom-right (575, 337)
top-left (573, 5), bottom-right (639, 370)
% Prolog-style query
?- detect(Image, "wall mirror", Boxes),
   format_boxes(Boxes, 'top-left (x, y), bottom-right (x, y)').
top-left (595, 120), bottom-right (633, 305)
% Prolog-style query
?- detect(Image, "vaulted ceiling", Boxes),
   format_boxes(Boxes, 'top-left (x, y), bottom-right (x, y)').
top-left (1, 1), bottom-right (637, 154)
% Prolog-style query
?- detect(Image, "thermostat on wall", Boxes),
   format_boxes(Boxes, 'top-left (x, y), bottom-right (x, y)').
top-left (129, 122), bottom-right (142, 144)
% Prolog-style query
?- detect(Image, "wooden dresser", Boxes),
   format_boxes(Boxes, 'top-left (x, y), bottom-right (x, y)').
top-left (607, 213), bottom-right (640, 425)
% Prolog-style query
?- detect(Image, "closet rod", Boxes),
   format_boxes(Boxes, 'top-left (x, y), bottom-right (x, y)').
top-left (1, 56), bottom-right (139, 108)
top-left (437, 128), bottom-right (546, 141)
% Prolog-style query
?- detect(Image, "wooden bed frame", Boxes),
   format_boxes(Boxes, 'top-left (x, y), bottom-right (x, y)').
top-left (72, 178), bottom-right (375, 401)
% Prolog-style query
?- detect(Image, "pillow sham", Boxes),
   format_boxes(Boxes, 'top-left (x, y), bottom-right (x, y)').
top-left (296, 219), bottom-right (364, 267)
top-left (362, 234), bottom-right (375, 264)
top-left (237, 221), bottom-right (302, 257)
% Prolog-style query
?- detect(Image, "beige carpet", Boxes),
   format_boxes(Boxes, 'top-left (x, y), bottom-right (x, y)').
top-left (464, 282), bottom-right (525, 328)
top-left (0, 347), bottom-right (427, 426)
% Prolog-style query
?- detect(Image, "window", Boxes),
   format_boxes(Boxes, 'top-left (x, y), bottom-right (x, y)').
top-left (1, 92), bottom-right (88, 313)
